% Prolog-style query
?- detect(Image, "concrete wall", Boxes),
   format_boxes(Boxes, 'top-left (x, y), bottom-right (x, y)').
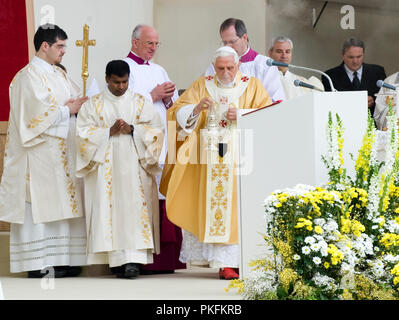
top-left (266, 0), bottom-right (399, 79)
top-left (154, 0), bottom-right (399, 88)
top-left (31, 1), bottom-right (399, 92)
top-left (154, 0), bottom-right (267, 90)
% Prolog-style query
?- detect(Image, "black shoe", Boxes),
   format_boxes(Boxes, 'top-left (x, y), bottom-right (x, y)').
top-left (116, 263), bottom-right (140, 279)
top-left (27, 267), bottom-right (68, 278)
top-left (110, 266), bottom-right (124, 276)
top-left (125, 263), bottom-right (140, 279)
top-left (65, 266), bottom-right (82, 277)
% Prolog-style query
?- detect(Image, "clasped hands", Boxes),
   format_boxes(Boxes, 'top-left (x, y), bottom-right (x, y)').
top-left (110, 119), bottom-right (133, 137)
top-left (151, 81), bottom-right (176, 102)
top-left (193, 97), bottom-right (237, 120)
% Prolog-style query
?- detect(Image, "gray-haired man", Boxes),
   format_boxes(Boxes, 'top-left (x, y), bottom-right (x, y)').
top-left (268, 36), bottom-right (324, 100)
top-left (322, 37), bottom-right (386, 116)
top-left (123, 24), bottom-right (186, 275)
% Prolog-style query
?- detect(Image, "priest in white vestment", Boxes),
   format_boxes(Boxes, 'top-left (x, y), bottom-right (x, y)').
top-left (205, 18), bottom-right (285, 102)
top-left (0, 25), bottom-right (88, 277)
top-left (76, 60), bottom-right (164, 279)
top-left (123, 25), bottom-right (186, 274)
top-left (160, 47), bottom-right (272, 280)
top-left (268, 36), bottom-right (324, 99)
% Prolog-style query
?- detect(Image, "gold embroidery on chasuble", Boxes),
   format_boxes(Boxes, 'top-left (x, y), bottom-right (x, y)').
top-left (57, 138), bottom-right (78, 215)
top-left (202, 74), bottom-right (249, 243)
top-left (27, 74), bottom-right (57, 129)
top-left (104, 150), bottom-right (113, 241)
top-left (133, 94), bottom-right (154, 248)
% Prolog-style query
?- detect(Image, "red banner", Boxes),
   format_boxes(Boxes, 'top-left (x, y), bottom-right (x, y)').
top-left (0, 0), bottom-right (29, 121)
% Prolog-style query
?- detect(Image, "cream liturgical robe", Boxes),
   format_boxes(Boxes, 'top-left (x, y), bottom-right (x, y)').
top-left (0, 56), bottom-right (86, 272)
top-left (76, 88), bottom-right (164, 266)
top-left (0, 58), bottom-right (84, 224)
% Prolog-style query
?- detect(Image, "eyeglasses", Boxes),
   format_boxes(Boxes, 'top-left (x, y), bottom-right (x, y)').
top-left (220, 38), bottom-right (240, 46)
top-left (47, 42), bottom-right (67, 50)
top-left (143, 41), bottom-right (161, 48)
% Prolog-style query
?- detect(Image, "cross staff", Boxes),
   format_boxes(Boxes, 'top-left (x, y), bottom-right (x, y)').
top-left (76, 24), bottom-right (96, 96)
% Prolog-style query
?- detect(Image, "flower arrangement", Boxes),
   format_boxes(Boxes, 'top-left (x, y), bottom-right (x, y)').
top-left (227, 105), bottom-right (399, 300)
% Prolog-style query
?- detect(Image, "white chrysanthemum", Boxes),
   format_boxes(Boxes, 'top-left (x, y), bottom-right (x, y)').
top-left (324, 219), bottom-right (339, 232)
top-left (302, 246), bottom-right (311, 255)
top-left (313, 257), bottom-right (322, 265)
top-left (311, 243), bottom-right (320, 252)
top-left (293, 254), bottom-right (301, 261)
top-left (312, 273), bottom-right (336, 290)
top-left (305, 236), bottom-right (316, 244)
top-left (314, 218), bottom-right (326, 226)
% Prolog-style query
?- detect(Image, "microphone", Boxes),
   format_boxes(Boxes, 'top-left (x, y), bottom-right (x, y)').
top-left (266, 59), bottom-right (289, 68)
top-left (376, 80), bottom-right (397, 91)
top-left (294, 79), bottom-right (324, 92)
top-left (266, 59), bottom-right (336, 92)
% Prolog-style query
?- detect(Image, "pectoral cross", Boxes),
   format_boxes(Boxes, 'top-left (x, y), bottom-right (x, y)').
top-left (76, 24), bottom-right (96, 96)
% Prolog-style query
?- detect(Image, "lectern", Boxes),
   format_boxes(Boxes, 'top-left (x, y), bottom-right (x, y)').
top-left (236, 91), bottom-right (368, 279)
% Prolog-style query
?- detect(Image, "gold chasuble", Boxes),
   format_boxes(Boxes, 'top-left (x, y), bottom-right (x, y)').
top-left (160, 72), bottom-right (271, 245)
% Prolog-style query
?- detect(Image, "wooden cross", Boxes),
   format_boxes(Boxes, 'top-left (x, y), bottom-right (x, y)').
top-left (76, 24), bottom-right (96, 96)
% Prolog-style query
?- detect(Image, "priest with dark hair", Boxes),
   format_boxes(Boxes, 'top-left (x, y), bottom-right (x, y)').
top-left (76, 60), bottom-right (164, 279)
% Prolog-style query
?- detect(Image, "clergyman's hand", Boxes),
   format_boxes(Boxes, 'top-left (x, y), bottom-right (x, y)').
top-left (119, 120), bottom-right (133, 135)
top-left (368, 96), bottom-right (374, 108)
top-left (226, 107), bottom-right (237, 121)
top-left (193, 97), bottom-right (213, 116)
top-left (151, 81), bottom-right (176, 102)
top-left (66, 96), bottom-right (89, 115)
top-left (110, 119), bottom-right (122, 137)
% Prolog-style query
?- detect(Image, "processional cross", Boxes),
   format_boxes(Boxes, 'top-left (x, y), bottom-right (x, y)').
top-left (76, 24), bottom-right (96, 96)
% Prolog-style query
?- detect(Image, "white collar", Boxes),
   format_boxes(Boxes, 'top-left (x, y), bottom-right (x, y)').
top-left (31, 56), bottom-right (56, 73)
top-left (104, 85), bottom-right (131, 102)
top-left (279, 70), bottom-right (292, 78)
top-left (344, 63), bottom-right (363, 78)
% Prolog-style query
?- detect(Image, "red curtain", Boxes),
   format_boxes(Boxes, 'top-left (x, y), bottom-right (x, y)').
top-left (0, 0), bottom-right (29, 121)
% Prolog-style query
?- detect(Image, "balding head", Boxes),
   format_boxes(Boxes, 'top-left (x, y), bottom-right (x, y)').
top-left (131, 24), bottom-right (159, 61)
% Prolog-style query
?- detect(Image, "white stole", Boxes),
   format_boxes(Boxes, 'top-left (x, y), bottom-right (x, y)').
top-left (202, 74), bottom-right (249, 243)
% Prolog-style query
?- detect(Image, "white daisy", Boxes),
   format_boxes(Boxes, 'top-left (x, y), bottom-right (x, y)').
top-left (311, 243), bottom-right (320, 251)
top-left (305, 236), bottom-right (316, 244)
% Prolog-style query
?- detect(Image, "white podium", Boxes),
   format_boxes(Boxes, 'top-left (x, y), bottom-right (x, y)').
top-left (236, 91), bottom-right (368, 279)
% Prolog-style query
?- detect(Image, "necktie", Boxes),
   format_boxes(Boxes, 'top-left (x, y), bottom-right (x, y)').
top-left (352, 71), bottom-right (361, 90)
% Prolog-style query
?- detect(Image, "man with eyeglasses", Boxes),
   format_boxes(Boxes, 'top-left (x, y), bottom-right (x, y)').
top-left (123, 24), bottom-right (186, 275)
top-left (205, 18), bottom-right (285, 102)
top-left (0, 24), bottom-right (88, 278)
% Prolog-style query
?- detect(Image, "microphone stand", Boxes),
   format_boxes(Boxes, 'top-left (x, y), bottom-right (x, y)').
top-left (266, 59), bottom-right (336, 92)
top-left (289, 64), bottom-right (337, 92)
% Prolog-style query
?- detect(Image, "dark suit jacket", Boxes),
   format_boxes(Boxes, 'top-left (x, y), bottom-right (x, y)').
top-left (321, 62), bottom-right (386, 115)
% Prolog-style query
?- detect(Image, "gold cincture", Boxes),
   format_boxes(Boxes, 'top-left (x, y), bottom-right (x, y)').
top-left (76, 24), bottom-right (96, 96)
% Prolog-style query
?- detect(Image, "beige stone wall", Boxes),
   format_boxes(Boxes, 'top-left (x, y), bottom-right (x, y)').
top-left (154, 0), bottom-right (267, 90)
